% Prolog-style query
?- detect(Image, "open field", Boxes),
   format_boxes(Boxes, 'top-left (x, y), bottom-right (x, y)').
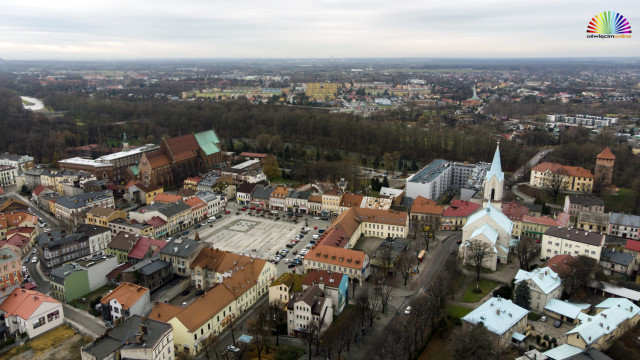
top-left (0, 325), bottom-right (92, 360)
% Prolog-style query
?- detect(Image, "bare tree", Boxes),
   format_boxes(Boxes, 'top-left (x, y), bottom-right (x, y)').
top-left (396, 252), bottom-right (416, 286)
top-left (362, 286), bottom-right (382, 326)
top-left (515, 237), bottom-right (539, 271)
top-left (303, 318), bottom-right (322, 360)
top-left (464, 239), bottom-right (495, 282)
top-left (201, 333), bottom-right (220, 360)
top-left (375, 281), bottom-right (395, 314)
top-left (543, 167), bottom-right (568, 203)
top-left (448, 323), bottom-right (494, 360)
top-left (247, 308), bottom-right (271, 360)
top-left (563, 256), bottom-right (597, 296)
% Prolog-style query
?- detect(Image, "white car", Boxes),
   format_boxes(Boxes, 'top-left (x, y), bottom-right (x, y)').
top-left (313, 216), bottom-right (320, 220)
top-left (227, 345), bottom-right (241, 353)
top-left (300, 249), bottom-right (309, 255)
top-left (404, 306), bottom-right (411, 314)
top-left (32, 249), bottom-right (37, 254)
top-left (271, 210), bottom-right (279, 214)
top-left (31, 257), bottom-right (38, 263)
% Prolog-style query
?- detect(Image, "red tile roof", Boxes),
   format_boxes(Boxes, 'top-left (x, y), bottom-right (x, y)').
top-left (33, 185), bottom-right (47, 196)
top-left (597, 147), bottom-right (615, 160)
top-left (0, 289), bottom-right (60, 320)
top-left (106, 262), bottom-right (133, 279)
top-left (145, 216), bottom-right (167, 227)
top-left (339, 193), bottom-right (363, 208)
top-left (127, 237), bottom-right (167, 260)
top-left (625, 239), bottom-right (640, 253)
top-left (542, 254), bottom-right (583, 279)
top-left (501, 202), bottom-right (529, 221)
top-left (164, 134), bottom-right (199, 163)
top-left (146, 151), bottom-right (171, 169)
top-left (442, 200), bottom-right (481, 217)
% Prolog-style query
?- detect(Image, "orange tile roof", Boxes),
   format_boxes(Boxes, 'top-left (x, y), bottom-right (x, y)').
top-left (542, 254), bottom-right (583, 279)
top-left (270, 186), bottom-right (289, 199)
top-left (326, 208), bottom-right (361, 239)
top-left (153, 193), bottom-right (183, 203)
top-left (352, 207), bottom-right (407, 226)
top-left (184, 196), bottom-right (206, 210)
top-left (308, 195), bottom-right (322, 203)
top-left (166, 258), bottom-right (268, 332)
top-left (100, 282), bottom-right (149, 309)
top-left (0, 199), bottom-right (28, 212)
top-left (522, 215), bottom-right (561, 227)
top-left (318, 227), bottom-right (350, 248)
top-left (339, 194), bottom-right (363, 208)
top-left (0, 289), bottom-right (60, 320)
top-left (0, 212), bottom-right (38, 230)
top-left (304, 245), bottom-right (366, 270)
top-left (597, 147), bottom-right (615, 160)
top-left (410, 196), bottom-right (443, 215)
top-left (532, 162), bottom-right (594, 179)
top-left (148, 302), bottom-right (183, 323)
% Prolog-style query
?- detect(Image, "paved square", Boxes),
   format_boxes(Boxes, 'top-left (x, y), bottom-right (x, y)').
top-left (227, 220), bottom-right (258, 232)
top-left (197, 214), bottom-right (303, 260)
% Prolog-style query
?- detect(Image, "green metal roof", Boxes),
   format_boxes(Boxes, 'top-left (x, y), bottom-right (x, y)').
top-left (129, 165), bottom-right (139, 176)
top-left (194, 130), bottom-right (221, 156)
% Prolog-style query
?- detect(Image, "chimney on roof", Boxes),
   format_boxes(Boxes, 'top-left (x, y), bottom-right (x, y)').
top-left (496, 309), bottom-right (500, 315)
top-left (136, 333), bottom-right (143, 344)
top-left (140, 324), bottom-right (147, 334)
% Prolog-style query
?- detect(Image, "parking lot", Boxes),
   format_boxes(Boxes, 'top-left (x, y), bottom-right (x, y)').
top-left (195, 211), bottom-right (322, 261)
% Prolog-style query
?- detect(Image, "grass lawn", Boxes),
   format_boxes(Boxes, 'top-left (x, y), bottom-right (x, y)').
top-left (21, 99), bottom-right (35, 106)
top-left (0, 325), bottom-right (92, 360)
top-left (245, 343), bottom-right (304, 360)
top-left (418, 335), bottom-right (454, 360)
top-left (462, 279), bottom-right (499, 303)
top-left (69, 284), bottom-right (117, 312)
top-left (269, 177), bottom-right (302, 188)
top-left (446, 304), bottom-right (473, 320)
top-left (463, 265), bottom-right (493, 274)
top-left (605, 188), bottom-right (637, 214)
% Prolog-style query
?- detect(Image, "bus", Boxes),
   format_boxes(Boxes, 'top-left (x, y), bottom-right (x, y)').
top-left (417, 250), bottom-right (426, 263)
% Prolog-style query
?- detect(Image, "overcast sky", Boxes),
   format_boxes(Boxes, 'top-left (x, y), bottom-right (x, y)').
top-left (0, 0), bottom-right (638, 59)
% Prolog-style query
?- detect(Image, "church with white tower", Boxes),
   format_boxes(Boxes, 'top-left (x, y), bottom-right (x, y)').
top-left (459, 144), bottom-right (514, 271)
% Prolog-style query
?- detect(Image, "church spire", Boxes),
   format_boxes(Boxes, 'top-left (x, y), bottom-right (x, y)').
top-left (484, 142), bottom-right (505, 204)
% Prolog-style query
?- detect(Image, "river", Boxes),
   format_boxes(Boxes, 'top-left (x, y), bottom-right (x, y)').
top-left (20, 96), bottom-right (45, 111)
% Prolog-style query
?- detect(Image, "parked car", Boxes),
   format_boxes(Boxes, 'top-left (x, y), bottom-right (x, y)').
top-left (250, 206), bottom-right (256, 210)
top-left (31, 257), bottom-right (38, 263)
top-left (225, 210), bottom-right (231, 214)
top-left (313, 234), bottom-right (320, 240)
top-left (241, 207), bottom-right (246, 211)
top-left (313, 216), bottom-right (320, 220)
top-left (288, 263), bottom-right (297, 268)
top-left (313, 225), bottom-right (318, 230)
top-left (287, 212), bottom-right (294, 216)
top-left (300, 249), bottom-right (309, 255)
top-left (195, 290), bottom-right (205, 296)
top-left (295, 213), bottom-right (302, 217)
top-left (318, 229), bottom-right (326, 234)
top-left (104, 321), bottom-right (113, 328)
top-left (182, 230), bottom-right (190, 236)
top-left (227, 345), bottom-right (241, 353)
top-left (195, 224), bottom-right (201, 229)
top-left (405, 306), bottom-right (412, 314)
top-left (256, 208), bottom-right (262, 212)
top-left (286, 243), bottom-right (295, 248)
top-left (554, 320), bottom-right (562, 328)
top-left (272, 210), bottom-right (279, 214)
top-left (215, 214), bottom-right (222, 219)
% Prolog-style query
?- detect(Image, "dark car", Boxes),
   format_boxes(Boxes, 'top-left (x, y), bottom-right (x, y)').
top-left (286, 243), bottom-right (295, 248)
top-left (104, 321), bottom-right (113, 328)
top-left (181, 289), bottom-right (190, 296)
top-left (287, 212), bottom-right (294, 216)
top-left (182, 230), bottom-right (189, 236)
top-left (195, 224), bottom-right (201, 229)
top-left (554, 320), bottom-right (562, 328)
top-left (195, 290), bottom-right (205, 296)
top-left (215, 214), bottom-right (222, 219)
top-left (295, 213), bottom-right (302, 217)
top-left (288, 263), bottom-right (297, 268)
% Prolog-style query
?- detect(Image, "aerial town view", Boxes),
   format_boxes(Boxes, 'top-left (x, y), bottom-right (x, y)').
top-left (0, 2), bottom-right (639, 360)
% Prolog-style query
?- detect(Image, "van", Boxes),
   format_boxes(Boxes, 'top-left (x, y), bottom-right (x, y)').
top-left (313, 234), bottom-right (320, 240)
top-left (207, 217), bottom-right (215, 223)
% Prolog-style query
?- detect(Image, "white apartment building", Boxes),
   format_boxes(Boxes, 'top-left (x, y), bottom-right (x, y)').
top-left (286, 285), bottom-right (333, 336)
top-left (542, 226), bottom-right (605, 262)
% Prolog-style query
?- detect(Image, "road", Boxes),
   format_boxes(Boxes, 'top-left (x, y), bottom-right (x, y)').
top-left (416, 233), bottom-right (460, 292)
top-left (508, 148), bottom-right (553, 185)
top-left (62, 303), bottom-right (107, 337)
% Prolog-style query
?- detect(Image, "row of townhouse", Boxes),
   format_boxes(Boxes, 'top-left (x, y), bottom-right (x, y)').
top-left (237, 182), bottom-right (400, 217)
top-left (148, 255), bottom-right (275, 356)
top-left (36, 224), bottom-right (113, 270)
